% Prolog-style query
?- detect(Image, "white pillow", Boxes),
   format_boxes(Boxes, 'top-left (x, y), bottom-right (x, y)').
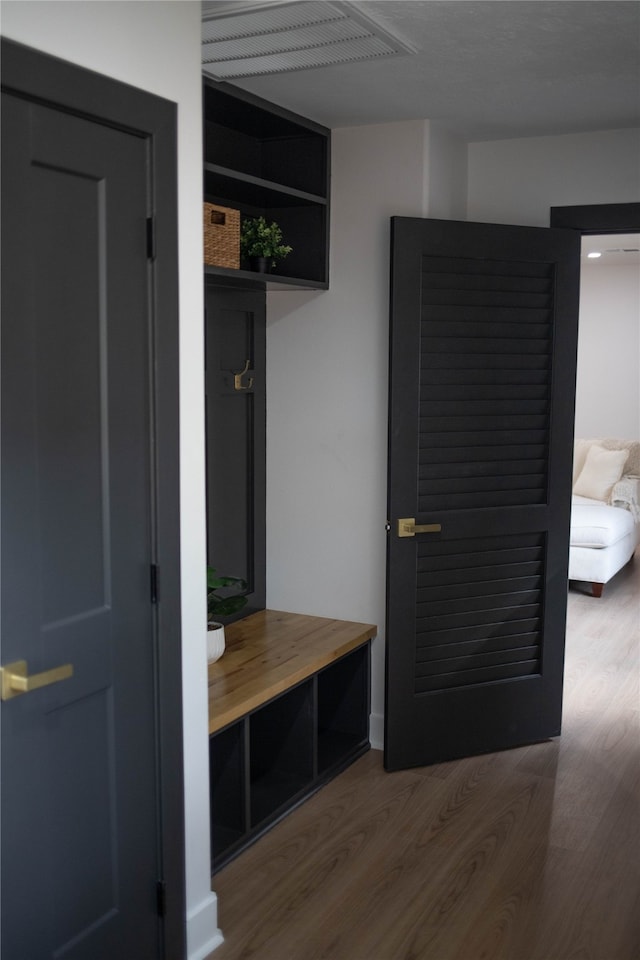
top-left (572, 438), bottom-right (591, 485)
top-left (573, 444), bottom-right (628, 501)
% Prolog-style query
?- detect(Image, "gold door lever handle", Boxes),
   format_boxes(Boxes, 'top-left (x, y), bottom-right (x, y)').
top-left (397, 518), bottom-right (442, 538)
top-left (1, 660), bottom-right (73, 701)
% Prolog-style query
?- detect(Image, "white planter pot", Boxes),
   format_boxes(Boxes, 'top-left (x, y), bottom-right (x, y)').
top-left (207, 623), bottom-right (225, 663)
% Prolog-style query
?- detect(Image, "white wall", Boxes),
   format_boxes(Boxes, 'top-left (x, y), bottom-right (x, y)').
top-left (266, 120), bottom-right (468, 746)
top-left (467, 127), bottom-right (640, 443)
top-left (267, 122), bottom-right (639, 749)
top-left (426, 122), bottom-right (468, 220)
top-left (0, 3), bottom-right (220, 958)
top-left (468, 128), bottom-right (640, 226)
top-left (576, 258), bottom-right (640, 438)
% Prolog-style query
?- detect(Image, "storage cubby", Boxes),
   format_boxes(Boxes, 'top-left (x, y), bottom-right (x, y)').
top-left (209, 722), bottom-right (247, 863)
top-left (317, 645), bottom-right (370, 776)
top-left (203, 79), bottom-right (330, 289)
top-left (208, 610), bottom-right (375, 873)
top-left (249, 680), bottom-right (314, 826)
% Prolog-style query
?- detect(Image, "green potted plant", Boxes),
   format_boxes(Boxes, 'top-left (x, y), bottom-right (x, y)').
top-left (240, 215), bottom-right (292, 273)
top-left (207, 566), bottom-right (248, 662)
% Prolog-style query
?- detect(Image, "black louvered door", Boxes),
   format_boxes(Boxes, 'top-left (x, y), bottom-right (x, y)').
top-left (385, 217), bottom-right (579, 771)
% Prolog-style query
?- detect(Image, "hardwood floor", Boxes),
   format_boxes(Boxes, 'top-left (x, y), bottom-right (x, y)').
top-left (208, 557), bottom-right (640, 960)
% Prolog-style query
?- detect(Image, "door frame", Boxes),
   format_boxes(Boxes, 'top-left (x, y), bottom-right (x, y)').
top-left (551, 201), bottom-right (640, 596)
top-left (1, 39), bottom-right (185, 957)
top-left (550, 202), bottom-right (640, 234)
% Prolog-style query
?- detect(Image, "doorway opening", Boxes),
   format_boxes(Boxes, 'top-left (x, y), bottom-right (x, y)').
top-left (576, 232), bottom-right (640, 439)
top-left (551, 204), bottom-right (640, 602)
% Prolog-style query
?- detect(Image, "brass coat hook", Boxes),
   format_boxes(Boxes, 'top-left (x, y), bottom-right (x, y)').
top-left (234, 359), bottom-right (254, 391)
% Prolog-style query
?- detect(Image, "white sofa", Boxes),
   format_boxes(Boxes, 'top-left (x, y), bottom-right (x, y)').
top-left (569, 438), bottom-right (640, 597)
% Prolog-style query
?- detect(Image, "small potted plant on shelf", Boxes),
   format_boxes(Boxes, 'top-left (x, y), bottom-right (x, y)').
top-left (207, 566), bottom-right (248, 663)
top-left (240, 216), bottom-right (293, 273)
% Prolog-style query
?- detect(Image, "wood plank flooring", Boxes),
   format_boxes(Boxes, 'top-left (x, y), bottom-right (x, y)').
top-left (208, 557), bottom-right (639, 960)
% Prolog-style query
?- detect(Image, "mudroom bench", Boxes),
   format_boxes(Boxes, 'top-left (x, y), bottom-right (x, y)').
top-left (207, 609), bottom-right (375, 873)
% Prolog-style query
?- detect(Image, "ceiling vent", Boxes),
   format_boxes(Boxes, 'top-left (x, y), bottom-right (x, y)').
top-left (201, 0), bottom-right (416, 80)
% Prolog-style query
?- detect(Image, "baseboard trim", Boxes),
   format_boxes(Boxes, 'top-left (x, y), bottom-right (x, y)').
top-left (369, 711), bottom-right (384, 752)
top-left (187, 892), bottom-right (224, 960)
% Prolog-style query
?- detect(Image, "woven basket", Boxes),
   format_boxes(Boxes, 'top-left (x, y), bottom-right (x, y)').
top-left (203, 203), bottom-right (240, 269)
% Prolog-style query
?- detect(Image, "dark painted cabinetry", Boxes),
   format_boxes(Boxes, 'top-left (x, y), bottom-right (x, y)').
top-left (204, 91), bottom-right (350, 874)
top-left (204, 81), bottom-right (331, 604)
top-left (204, 282), bottom-right (266, 611)
top-left (203, 79), bottom-right (330, 289)
top-left (208, 611), bottom-right (374, 873)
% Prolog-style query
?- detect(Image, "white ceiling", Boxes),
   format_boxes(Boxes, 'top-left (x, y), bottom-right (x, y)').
top-left (581, 233), bottom-right (640, 267)
top-left (202, 0), bottom-right (640, 141)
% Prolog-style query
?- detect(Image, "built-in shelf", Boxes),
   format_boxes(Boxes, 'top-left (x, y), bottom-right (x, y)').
top-left (209, 723), bottom-right (246, 863)
top-left (204, 163), bottom-right (327, 207)
top-left (208, 610), bottom-right (375, 872)
top-left (204, 264), bottom-right (328, 291)
top-left (203, 79), bottom-right (330, 289)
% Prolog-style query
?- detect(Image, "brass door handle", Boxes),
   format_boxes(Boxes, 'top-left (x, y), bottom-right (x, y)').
top-left (1, 659), bottom-right (73, 701)
top-left (397, 518), bottom-right (442, 538)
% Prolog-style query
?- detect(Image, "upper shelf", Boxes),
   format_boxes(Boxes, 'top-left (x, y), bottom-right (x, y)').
top-left (203, 79), bottom-right (331, 290)
top-left (204, 82), bottom-right (328, 198)
top-left (204, 163), bottom-right (327, 208)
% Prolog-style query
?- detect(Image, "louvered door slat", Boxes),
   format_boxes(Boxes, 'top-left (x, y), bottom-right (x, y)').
top-left (419, 467), bottom-right (546, 488)
top-left (421, 414), bottom-right (548, 431)
top-left (422, 336), bottom-right (550, 354)
top-left (421, 288), bottom-right (552, 308)
top-left (419, 473), bottom-right (545, 496)
top-left (422, 273), bottom-right (551, 293)
top-left (420, 458), bottom-right (546, 480)
top-left (416, 606), bottom-right (540, 635)
top-left (420, 561), bottom-right (542, 585)
top-left (415, 660), bottom-right (539, 694)
top-left (421, 369), bottom-right (550, 385)
top-left (417, 617), bottom-right (541, 647)
top-left (419, 577), bottom-right (542, 604)
top-left (420, 383), bottom-right (548, 400)
top-left (421, 256), bottom-right (552, 278)
top-left (421, 352), bottom-right (550, 370)
top-left (419, 548), bottom-right (543, 574)
top-left (424, 321), bottom-right (550, 340)
top-left (420, 305), bottom-right (552, 323)
top-left (421, 489), bottom-right (546, 509)
top-left (420, 399), bottom-right (547, 416)
top-left (416, 632), bottom-right (541, 661)
top-left (419, 444), bottom-right (547, 464)
top-left (419, 429), bottom-right (549, 447)
top-left (416, 645), bottom-right (540, 676)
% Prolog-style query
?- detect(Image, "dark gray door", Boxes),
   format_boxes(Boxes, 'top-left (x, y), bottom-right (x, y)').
top-left (1, 92), bottom-right (162, 958)
top-left (385, 217), bottom-right (579, 771)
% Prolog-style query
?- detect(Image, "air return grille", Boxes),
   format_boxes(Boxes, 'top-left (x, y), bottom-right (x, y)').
top-left (201, 1), bottom-right (416, 79)
top-left (415, 533), bottom-right (544, 694)
top-left (419, 256), bottom-right (554, 513)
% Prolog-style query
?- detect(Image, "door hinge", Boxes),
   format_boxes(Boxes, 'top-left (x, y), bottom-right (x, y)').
top-left (150, 564), bottom-right (159, 604)
top-left (146, 217), bottom-right (156, 260)
top-left (156, 879), bottom-right (167, 917)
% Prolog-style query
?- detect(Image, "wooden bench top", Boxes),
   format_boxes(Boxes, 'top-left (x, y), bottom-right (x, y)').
top-left (207, 609), bottom-right (376, 735)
